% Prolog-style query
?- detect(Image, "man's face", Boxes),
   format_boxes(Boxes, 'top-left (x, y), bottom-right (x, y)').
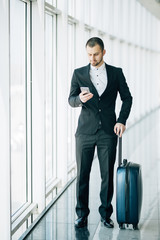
top-left (86, 44), bottom-right (106, 68)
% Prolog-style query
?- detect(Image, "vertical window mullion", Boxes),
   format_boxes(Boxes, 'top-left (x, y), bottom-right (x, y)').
top-left (51, 15), bottom-right (54, 179)
top-left (25, 2), bottom-right (28, 203)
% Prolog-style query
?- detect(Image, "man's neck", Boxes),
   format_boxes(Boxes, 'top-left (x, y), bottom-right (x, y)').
top-left (95, 60), bottom-right (104, 69)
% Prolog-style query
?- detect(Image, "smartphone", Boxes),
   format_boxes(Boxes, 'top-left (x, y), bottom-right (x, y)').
top-left (80, 87), bottom-right (90, 94)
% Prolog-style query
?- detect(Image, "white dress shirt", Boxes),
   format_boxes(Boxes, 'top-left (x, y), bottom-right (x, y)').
top-left (90, 62), bottom-right (108, 96)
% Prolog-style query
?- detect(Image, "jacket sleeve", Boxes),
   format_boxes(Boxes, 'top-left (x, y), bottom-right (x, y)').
top-left (116, 68), bottom-right (133, 125)
top-left (68, 70), bottom-right (83, 108)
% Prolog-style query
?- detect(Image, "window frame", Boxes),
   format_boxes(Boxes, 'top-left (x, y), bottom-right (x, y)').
top-left (10, 0), bottom-right (34, 235)
top-left (67, 18), bottom-right (77, 179)
top-left (44, 2), bottom-right (61, 202)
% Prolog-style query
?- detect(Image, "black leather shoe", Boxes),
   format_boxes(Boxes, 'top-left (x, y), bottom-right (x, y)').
top-left (101, 217), bottom-right (114, 228)
top-left (75, 217), bottom-right (88, 228)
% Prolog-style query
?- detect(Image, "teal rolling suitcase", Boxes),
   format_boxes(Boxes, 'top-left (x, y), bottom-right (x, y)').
top-left (116, 137), bottom-right (143, 229)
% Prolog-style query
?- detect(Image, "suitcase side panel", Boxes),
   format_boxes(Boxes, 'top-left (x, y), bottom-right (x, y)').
top-left (116, 167), bottom-right (126, 223)
top-left (129, 164), bottom-right (142, 224)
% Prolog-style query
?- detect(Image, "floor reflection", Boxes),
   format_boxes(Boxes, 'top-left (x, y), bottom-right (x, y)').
top-left (75, 227), bottom-right (90, 240)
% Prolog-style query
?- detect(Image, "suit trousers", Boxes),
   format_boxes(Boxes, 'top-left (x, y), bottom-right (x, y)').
top-left (75, 129), bottom-right (117, 219)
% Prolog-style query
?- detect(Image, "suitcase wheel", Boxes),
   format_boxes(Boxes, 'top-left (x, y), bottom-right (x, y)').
top-left (133, 224), bottom-right (138, 230)
top-left (119, 223), bottom-right (125, 229)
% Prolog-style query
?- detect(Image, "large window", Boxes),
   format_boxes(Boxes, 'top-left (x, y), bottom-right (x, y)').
top-left (10, 0), bottom-right (31, 216)
top-left (67, 20), bottom-right (76, 178)
top-left (45, 12), bottom-right (57, 190)
top-left (10, 1), bottom-right (36, 239)
top-left (45, 12), bottom-right (57, 185)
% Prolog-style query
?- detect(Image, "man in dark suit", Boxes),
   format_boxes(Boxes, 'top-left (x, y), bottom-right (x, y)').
top-left (68, 37), bottom-right (132, 228)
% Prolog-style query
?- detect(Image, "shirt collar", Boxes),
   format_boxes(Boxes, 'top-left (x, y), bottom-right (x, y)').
top-left (90, 62), bottom-right (105, 71)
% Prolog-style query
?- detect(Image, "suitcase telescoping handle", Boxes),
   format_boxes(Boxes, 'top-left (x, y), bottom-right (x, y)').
top-left (118, 136), bottom-right (127, 167)
top-left (118, 136), bottom-right (122, 167)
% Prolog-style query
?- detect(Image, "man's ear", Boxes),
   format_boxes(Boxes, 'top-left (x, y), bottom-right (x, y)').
top-left (103, 49), bottom-right (106, 56)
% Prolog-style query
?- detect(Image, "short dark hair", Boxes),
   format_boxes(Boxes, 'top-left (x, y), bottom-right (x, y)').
top-left (86, 37), bottom-right (104, 51)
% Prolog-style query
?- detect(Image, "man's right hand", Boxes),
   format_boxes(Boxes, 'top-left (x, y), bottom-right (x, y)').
top-left (79, 91), bottom-right (93, 103)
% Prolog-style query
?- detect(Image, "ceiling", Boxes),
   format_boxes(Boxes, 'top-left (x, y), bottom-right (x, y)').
top-left (137, 0), bottom-right (160, 20)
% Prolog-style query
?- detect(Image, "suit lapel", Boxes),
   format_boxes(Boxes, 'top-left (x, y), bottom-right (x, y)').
top-left (105, 63), bottom-right (113, 89)
top-left (100, 63), bottom-right (113, 97)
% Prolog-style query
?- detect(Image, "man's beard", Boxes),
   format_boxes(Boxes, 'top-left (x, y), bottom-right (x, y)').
top-left (91, 56), bottom-right (103, 66)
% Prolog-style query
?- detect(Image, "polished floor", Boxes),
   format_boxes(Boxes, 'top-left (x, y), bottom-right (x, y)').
top-left (23, 111), bottom-right (160, 240)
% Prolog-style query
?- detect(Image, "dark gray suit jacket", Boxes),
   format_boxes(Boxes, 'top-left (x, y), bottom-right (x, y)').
top-left (68, 63), bottom-right (132, 136)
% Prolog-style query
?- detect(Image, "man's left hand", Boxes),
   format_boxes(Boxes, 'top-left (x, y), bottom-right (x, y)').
top-left (114, 123), bottom-right (126, 137)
